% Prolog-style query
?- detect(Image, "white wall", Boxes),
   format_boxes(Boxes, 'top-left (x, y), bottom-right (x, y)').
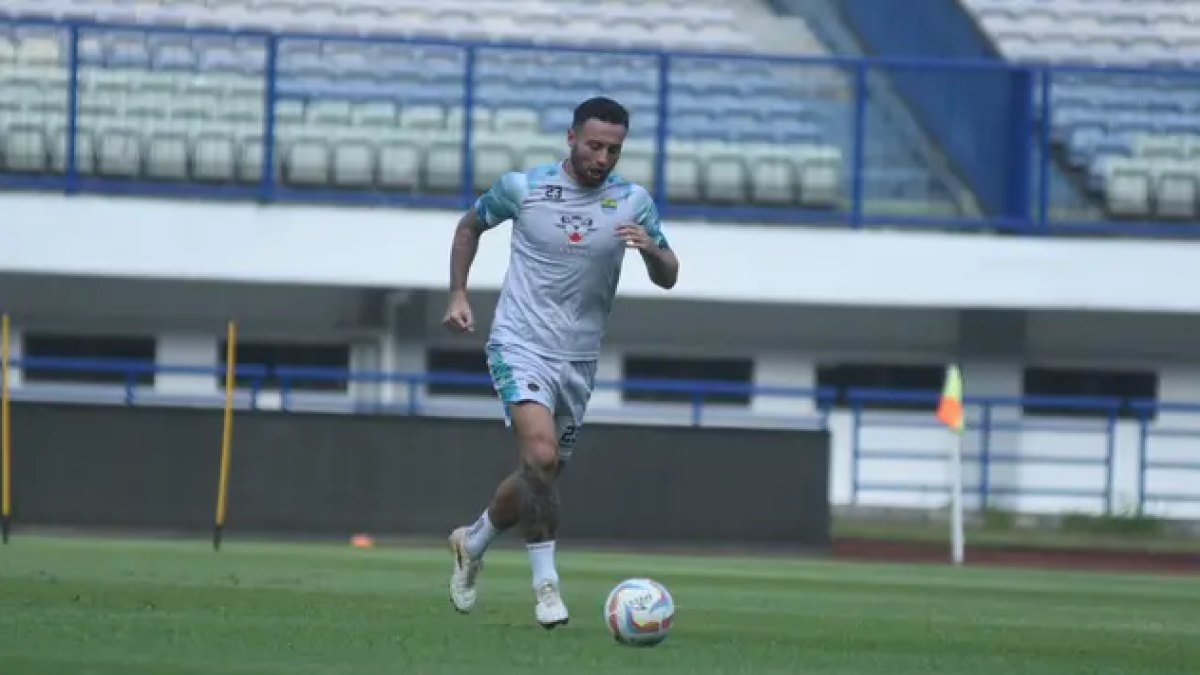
top-left (9, 193), bottom-right (1200, 311)
top-left (3, 325), bottom-right (22, 389)
top-left (156, 332), bottom-right (217, 395)
top-left (6, 320), bottom-right (1200, 519)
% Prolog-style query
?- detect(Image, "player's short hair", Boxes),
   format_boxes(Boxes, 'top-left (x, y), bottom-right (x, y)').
top-left (573, 97), bottom-right (629, 130)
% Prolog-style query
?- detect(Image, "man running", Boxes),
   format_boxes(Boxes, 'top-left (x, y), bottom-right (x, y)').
top-left (441, 96), bottom-right (680, 629)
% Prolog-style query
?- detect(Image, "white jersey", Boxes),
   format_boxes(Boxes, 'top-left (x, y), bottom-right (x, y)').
top-left (473, 161), bottom-right (670, 361)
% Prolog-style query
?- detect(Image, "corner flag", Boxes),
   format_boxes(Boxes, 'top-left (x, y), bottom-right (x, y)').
top-left (936, 363), bottom-right (966, 566)
top-left (936, 364), bottom-right (964, 433)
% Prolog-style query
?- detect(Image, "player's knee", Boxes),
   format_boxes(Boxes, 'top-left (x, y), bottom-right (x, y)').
top-left (510, 401), bottom-right (560, 482)
top-left (520, 437), bottom-right (559, 485)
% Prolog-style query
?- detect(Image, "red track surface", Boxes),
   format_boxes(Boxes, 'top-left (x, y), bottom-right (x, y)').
top-left (833, 537), bottom-right (1200, 574)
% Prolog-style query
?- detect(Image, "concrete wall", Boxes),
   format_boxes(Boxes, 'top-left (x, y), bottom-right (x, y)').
top-left (8, 402), bottom-right (832, 548)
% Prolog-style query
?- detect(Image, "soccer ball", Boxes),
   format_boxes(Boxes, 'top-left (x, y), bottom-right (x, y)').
top-left (603, 577), bottom-right (675, 646)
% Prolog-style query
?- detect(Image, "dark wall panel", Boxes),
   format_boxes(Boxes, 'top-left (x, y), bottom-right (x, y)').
top-left (10, 403), bottom-right (222, 531)
top-left (8, 403), bottom-right (832, 548)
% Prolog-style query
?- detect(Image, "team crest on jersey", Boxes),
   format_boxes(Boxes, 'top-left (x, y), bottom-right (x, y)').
top-left (558, 214), bottom-right (598, 244)
top-left (600, 197), bottom-right (618, 213)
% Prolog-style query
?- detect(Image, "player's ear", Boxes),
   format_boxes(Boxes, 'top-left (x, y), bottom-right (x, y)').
top-left (566, 125), bottom-right (576, 146)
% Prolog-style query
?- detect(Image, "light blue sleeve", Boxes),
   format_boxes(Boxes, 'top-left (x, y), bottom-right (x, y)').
top-left (473, 172), bottom-right (530, 231)
top-left (631, 185), bottom-right (670, 250)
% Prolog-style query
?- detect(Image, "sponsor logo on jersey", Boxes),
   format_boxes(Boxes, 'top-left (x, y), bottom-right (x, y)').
top-left (557, 213), bottom-right (598, 244)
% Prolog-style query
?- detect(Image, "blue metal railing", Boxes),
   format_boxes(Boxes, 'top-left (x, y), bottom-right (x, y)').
top-left (8, 355), bottom-right (841, 426)
top-left (6, 355), bottom-right (1200, 517)
top-left (4, 15), bottom-right (1200, 235)
top-left (1131, 399), bottom-right (1200, 515)
top-left (846, 389), bottom-right (1122, 515)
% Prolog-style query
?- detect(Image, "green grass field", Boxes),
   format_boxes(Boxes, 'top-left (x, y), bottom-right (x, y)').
top-left (1, 535), bottom-right (1198, 675)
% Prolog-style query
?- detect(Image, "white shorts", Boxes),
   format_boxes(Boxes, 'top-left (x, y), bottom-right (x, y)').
top-left (485, 343), bottom-right (598, 461)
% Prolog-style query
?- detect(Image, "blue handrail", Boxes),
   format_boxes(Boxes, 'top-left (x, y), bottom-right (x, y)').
top-left (4, 14), bottom-right (1200, 235)
top-left (7, 356), bottom-right (1152, 410)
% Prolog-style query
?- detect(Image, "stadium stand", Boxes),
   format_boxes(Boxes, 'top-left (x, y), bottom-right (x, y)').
top-left (963, 0), bottom-right (1200, 219)
top-left (0, 0), bottom-right (962, 217)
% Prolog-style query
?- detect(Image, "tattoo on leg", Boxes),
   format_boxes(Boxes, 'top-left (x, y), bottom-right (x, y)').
top-left (487, 471), bottom-right (523, 531)
top-left (518, 459), bottom-right (558, 543)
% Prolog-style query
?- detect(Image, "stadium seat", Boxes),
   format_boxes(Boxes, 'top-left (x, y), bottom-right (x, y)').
top-left (962, 0), bottom-right (1200, 219)
top-left (2, 0), bottom-right (753, 50)
top-left (0, 1), bottom-right (964, 215)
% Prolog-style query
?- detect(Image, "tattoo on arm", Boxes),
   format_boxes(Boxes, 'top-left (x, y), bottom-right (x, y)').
top-left (517, 459), bottom-right (559, 543)
top-left (449, 212), bottom-right (482, 293)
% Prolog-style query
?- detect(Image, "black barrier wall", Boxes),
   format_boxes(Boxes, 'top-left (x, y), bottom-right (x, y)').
top-left (8, 402), bottom-right (831, 548)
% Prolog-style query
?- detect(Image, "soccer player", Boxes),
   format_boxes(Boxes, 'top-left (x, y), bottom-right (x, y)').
top-left (441, 96), bottom-right (680, 629)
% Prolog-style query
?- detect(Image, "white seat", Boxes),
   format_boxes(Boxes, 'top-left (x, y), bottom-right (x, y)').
top-left (472, 142), bottom-right (518, 191)
top-left (275, 100), bottom-right (306, 126)
top-left (306, 101), bottom-right (353, 127)
top-left (1155, 163), bottom-right (1199, 218)
top-left (238, 137), bottom-right (271, 183)
top-left (665, 146), bottom-right (701, 203)
top-left (424, 143), bottom-right (462, 192)
top-left (2, 125), bottom-right (49, 173)
top-left (520, 143), bottom-right (562, 171)
top-left (144, 133), bottom-right (189, 181)
top-left (799, 152), bottom-right (843, 208)
top-left (352, 101), bottom-right (397, 127)
top-left (1104, 158), bottom-right (1152, 217)
top-left (193, 133), bottom-right (237, 183)
top-left (49, 126), bottom-right (97, 175)
top-left (705, 154), bottom-right (747, 204)
top-left (0, 25), bottom-right (856, 204)
top-left (12, 0), bottom-right (769, 52)
top-left (16, 37), bottom-right (60, 66)
top-left (96, 128), bottom-right (142, 177)
top-left (400, 105), bottom-right (446, 131)
top-left (377, 141), bottom-right (421, 190)
top-left (616, 147), bottom-right (653, 191)
top-left (445, 107), bottom-right (493, 133)
top-left (751, 158), bottom-right (797, 205)
top-left (331, 139), bottom-right (375, 187)
top-left (284, 137), bottom-right (329, 185)
top-left (493, 108), bottom-right (539, 133)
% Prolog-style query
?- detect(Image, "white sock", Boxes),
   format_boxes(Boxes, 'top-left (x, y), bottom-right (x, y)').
top-left (463, 510), bottom-right (499, 560)
top-left (527, 541), bottom-right (559, 589)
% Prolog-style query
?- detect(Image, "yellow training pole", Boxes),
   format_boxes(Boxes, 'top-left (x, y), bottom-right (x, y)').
top-left (213, 321), bottom-right (237, 551)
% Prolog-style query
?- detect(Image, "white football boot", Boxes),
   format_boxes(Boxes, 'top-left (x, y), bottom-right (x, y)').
top-left (448, 527), bottom-right (484, 613)
top-left (534, 580), bottom-right (570, 629)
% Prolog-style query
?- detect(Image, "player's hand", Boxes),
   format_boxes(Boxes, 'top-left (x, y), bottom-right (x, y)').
top-left (442, 292), bottom-right (475, 333)
top-left (616, 223), bottom-right (653, 251)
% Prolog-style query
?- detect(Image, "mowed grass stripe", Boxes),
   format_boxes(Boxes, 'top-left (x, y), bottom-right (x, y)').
top-left (1, 535), bottom-right (1197, 675)
top-left (7, 534), bottom-right (1198, 604)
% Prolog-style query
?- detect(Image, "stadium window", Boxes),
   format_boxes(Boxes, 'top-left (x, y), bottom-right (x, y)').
top-left (21, 332), bottom-right (157, 386)
top-left (1021, 366), bottom-right (1158, 421)
top-left (816, 362), bottom-right (944, 412)
top-left (219, 341), bottom-right (351, 393)
top-left (621, 355), bottom-right (754, 406)
top-left (425, 347), bottom-right (494, 398)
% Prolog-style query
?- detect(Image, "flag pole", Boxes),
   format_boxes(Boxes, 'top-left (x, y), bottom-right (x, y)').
top-left (937, 364), bottom-right (966, 566)
top-left (949, 432), bottom-right (965, 566)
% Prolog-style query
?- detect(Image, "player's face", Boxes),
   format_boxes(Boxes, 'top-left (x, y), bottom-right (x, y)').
top-left (568, 119), bottom-right (626, 187)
